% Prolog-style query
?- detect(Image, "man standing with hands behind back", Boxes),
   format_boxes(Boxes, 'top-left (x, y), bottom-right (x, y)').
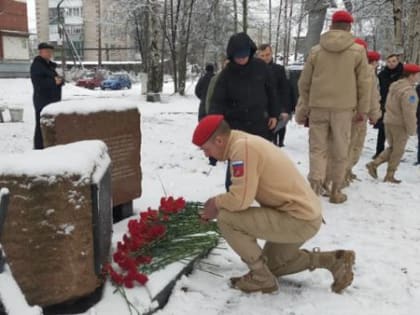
top-left (30, 42), bottom-right (64, 150)
top-left (295, 10), bottom-right (370, 203)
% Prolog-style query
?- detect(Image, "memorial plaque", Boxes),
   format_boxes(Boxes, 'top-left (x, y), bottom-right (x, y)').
top-left (41, 99), bottom-right (142, 208)
top-left (0, 141), bottom-right (112, 307)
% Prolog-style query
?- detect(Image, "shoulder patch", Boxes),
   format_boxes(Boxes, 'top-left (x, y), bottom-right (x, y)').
top-left (409, 95), bottom-right (417, 104)
top-left (231, 161), bottom-right (245, 177)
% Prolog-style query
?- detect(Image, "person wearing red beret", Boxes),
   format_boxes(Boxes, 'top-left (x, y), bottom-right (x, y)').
top-left (367, 64), bottom-right (420, 183)
top-left (295, 10), bottom-right (371, 203)
top-left (192, 115), bottom-right (355, 294)
top-left (344, 49), bottom-right (383, 184)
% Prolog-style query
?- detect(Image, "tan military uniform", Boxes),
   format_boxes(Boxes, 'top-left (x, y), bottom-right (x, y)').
top-left (296, 30), bottom-right (371, 198)
top-left (370, 78), bottom-right (418, 178)
top-left (346, 65), bottom-right (382, 178)
top-left (215, 130), bottom-right (322, 273)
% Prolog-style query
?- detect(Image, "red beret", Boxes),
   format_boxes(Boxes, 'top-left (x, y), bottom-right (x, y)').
top-left (192, 115), bottom-right (224, 146)
top-left (332, 10), bottom-right (354, 24)
top-left (367, 50), bottom-right (381, 62)
top-left (403, 64), bottom-right (420, 74)
top-left (354, 38), bottom-right (368, 50)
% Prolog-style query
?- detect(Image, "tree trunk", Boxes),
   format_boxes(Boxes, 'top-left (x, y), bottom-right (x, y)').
top-left (268, 0), bottom-right (272, 44)
top-left (242, 0), bottom-right (248, 33)
top-left (284, 0), bottom-right (293, 65)
top-left (294, 0), bottom-right (305, 61)
top-left (178, 0), bottom-right (195, 96)
top-left (392, 0), bottom-right (404, 54)
top-left (274, 0), bottom-right (283, 59)
top-left (147, 0), bottom-right (162, 99)
top-left (159, 0), bottom-right (168, 92)
top-left (303, 0), bottom-right (329, 58)
top-left (233, 0), bottom-right (238, 33)
top-left (406, 0), bottom-right (420, 63)
top-left (282, 0), bottom-right (288, 64)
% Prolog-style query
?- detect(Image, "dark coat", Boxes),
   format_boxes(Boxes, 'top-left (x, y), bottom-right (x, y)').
top-left (209, 33), bottom-right (279, 140)
top-left (374, 62), bottom-right (404, 129)
top-left (378, 63), bottom-right (404, 110)
top-left (269, 62), bottom-right (291, 114)
top-left (195, 71), bottom-right (214, 120)
top-left (30, 56), bottom-right (63, 111)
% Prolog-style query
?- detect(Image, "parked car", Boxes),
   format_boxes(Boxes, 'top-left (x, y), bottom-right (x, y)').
top-left (100, 74), bottom-right (132, 90)
top-left (76, 72), bottom-right (102, 89)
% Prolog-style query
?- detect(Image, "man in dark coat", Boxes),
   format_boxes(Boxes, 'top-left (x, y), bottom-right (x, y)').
top-left (374, 54), bottom-right (404, 158)
top-left (30, 42), bottom-right (64, 149)
top-left (209, 33), bottom-right (280, 191)
top-left (209, 32), bottom-right (279, 141)
top-left (195, 64), bottom-right (215, 121)
top-left (257, 43), bottom-right (291, 147)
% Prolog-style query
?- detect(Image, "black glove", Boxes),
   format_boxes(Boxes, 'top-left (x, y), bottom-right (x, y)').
top-left (209, 157), bottom-right (217, 166)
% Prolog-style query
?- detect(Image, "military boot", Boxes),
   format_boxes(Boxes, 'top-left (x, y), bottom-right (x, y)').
top-left (329, 184), bottom-right (347, 204)
top-left (321, 181), bottom-right (331, 197)
top-left (231, 261), bottom-right (278, 294)
top-left (309, 248), bottom-right (356, 293)
top-left (384, 170), bottom-right (401, 184)
top-left (309, 179), bottom-right (323, 196)
top-left (365, 162), bottom-right (378, 179)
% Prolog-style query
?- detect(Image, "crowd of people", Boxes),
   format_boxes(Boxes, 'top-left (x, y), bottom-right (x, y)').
top-left (193, 10), bottom-right (419, 295)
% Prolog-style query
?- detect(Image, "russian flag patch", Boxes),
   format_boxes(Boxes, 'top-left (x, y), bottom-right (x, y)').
top-left (232, 161), bottom-right (245, 177)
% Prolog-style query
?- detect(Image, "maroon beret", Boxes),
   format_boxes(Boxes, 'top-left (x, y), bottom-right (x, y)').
top-left (367, 51), bottom-right (381, 62)
top-left (354, 38), bottom-right (368, 50)
top-left (192, 115), bottom-right (224, 146)
top-left (403, 64), bottom-right (420, 74)
top-left (332, 10), bottom-right (354, 24)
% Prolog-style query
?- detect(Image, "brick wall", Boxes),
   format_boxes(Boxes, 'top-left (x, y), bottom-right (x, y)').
top-left (0, 0), bottom-right (29, 33)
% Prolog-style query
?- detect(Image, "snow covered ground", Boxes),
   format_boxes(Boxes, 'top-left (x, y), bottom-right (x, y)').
top-left (1, 79), bottom-right (420, 315)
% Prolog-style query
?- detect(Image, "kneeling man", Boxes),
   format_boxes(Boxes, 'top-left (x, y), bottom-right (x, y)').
top-left (192, 115), bottom-right (355, 294)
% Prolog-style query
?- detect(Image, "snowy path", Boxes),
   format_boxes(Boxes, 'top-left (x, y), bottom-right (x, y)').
top-left (1, 79), bottom-right (420, 315)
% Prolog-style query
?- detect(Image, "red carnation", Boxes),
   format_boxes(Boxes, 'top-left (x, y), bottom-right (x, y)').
top-left (134, 272), bottom-right (149, 285)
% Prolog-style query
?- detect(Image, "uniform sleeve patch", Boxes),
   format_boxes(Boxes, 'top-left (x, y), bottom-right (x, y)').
top-left (232, 161), bottom-right (245, 177)
top-left (409, 95), bottom-right (417, 104)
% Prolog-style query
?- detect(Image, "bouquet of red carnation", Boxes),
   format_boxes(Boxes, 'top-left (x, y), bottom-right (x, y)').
top-left (103, 197), bottom-right (219, 289)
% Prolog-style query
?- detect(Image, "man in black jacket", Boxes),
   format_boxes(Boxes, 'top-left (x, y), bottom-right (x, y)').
top-left (209, 33), bottom-right (279, 191)
top-left (374, 54), bottom-right (404, 158)
top-left (195, 64), bottom-right (215, 121)
top-left (30, 43), bottom-right (64, 149)
top-left (209, 33), bottom-right (279, 141)
top-left (257, 43), bottom-right (291, 147)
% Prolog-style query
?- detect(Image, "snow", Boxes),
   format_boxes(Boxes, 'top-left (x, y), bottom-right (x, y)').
top-left (0, 266), bottom-right (42, 315)
top-left (41, 98), bottom-right (139, 117)
top-left (0, 188), bottom-right (9, 199)
top-left (1, 78), bottom-right (420, 315)
top-left (0, 140), bottom-right (111, 184)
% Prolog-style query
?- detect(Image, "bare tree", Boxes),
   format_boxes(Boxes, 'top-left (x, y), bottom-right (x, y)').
top-left (268, 0), bottom-right (272, 43)
top-left (243, 0), bottom-right (248, 33)
top-left (274, 0), bottom-right (284, 59)
top-left (303, 0), bottom-right (329, 58)
top-left (147, 0), bottom-right (162, 101)
top-left (392, 0), bottom-right (404, 53)
top-left (406, 0), bottom-right (420, 63)
top-left (233, 0), bottom-right (239, 33)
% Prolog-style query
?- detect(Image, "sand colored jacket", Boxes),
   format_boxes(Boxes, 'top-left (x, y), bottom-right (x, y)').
top-left (215, 131), bottom-right (322, 221)
top-left (384, 78), bottom-right (418, 136)
top-left (368, 64), bottom-right (382, 123)
top-left (297, 30), bottom-right (371, 116)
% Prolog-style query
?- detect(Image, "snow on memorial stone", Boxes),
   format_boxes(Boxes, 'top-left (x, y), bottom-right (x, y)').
top-left (40, 99), bottom-right (142, 211)
top-left (0, 141), bottom-right (112, 307)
